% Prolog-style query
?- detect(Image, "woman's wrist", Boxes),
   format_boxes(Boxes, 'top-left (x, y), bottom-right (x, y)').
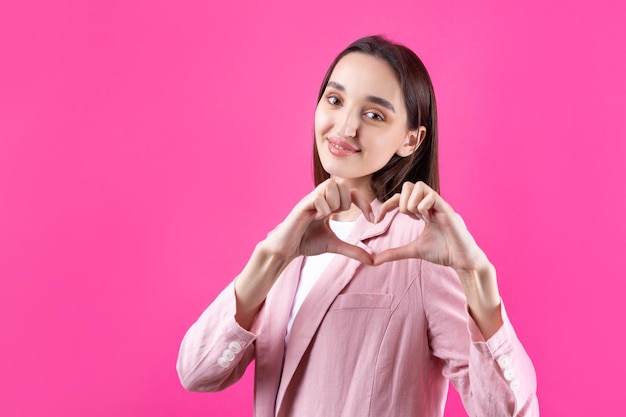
top-left (455, 260), bottom-right (504, 339)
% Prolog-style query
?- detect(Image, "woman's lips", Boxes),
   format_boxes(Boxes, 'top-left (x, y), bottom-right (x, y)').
top-left (327, 137), bottom-right (360, 157)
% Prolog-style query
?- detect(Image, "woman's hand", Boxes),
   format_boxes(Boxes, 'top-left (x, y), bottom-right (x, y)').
top-left (265, 178), bottom-right (374, 265)
top-left (374, 181), bottom-right (487, 271)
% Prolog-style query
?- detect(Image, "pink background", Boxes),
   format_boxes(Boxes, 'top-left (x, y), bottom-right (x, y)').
top-left (1, 0), bottom-right (625, 415)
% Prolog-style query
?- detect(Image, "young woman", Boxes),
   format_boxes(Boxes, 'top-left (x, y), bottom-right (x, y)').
top-left (177, 36), bottom-right (539, 416)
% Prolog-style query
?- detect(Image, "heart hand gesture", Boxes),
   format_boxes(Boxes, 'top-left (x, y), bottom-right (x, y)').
top-left (373, 181), bottom-right (488, 272)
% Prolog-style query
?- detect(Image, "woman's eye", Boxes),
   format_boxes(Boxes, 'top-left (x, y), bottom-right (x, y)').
top-left (327, 96), bottom-right (341, 105)
top-left (365, 111), bottom-right (384, 121)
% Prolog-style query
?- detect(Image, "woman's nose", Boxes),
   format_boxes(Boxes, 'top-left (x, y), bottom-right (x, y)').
top-left (336, 108), bottom-right (359, 138)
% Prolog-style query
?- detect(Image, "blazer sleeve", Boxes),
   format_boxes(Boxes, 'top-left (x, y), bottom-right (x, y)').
top-left (421, 260), bottom-right (539, 417)
top-left (176, 281), bottom-right (262, 392)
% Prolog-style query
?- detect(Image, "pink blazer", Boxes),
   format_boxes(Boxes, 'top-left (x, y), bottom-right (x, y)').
top-left (177, 202), bottom-right (539, 416)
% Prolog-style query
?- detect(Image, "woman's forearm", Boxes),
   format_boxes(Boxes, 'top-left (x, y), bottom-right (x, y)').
top-left (233, 240), bottom-right (294, 330)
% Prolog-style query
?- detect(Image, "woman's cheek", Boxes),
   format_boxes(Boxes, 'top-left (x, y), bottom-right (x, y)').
top-left (314, 106), bottom-right (332, 137)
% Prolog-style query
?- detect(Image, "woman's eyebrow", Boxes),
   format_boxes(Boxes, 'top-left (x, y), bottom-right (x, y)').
top-left (327, 81), bottom-right (345, 91)
top-left (366, 95), bottom-right (395, 113)
top-left (326, 81), bottom-right (396, 113)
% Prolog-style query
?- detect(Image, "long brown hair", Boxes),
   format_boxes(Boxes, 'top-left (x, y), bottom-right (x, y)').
top-left (313, 35), bottom-right (440, 200)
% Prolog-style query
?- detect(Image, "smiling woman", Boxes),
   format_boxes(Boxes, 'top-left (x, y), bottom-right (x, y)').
top-left (314, 53), bottom-right (423, 193)
top-left (176, 35), bottom-right (539, 417)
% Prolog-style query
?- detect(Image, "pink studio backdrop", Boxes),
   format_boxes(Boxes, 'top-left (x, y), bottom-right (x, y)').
top-left (1, 1), bottom-right (625, 416)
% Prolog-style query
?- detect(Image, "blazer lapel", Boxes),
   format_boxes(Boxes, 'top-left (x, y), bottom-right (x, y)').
top-left (275, 200), bottom-right (397, 414)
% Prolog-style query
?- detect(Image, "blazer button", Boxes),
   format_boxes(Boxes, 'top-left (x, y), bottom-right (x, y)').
top-left (217, 357), bottom-right (230, 368)
top-left (510, 379), bottom-right (521, 392)
top-left (228, 342), bottom-right (242, 353)
top-left (223, 349), bottom-right (235, 361)
top-left (497, 354), bottom-right (511, 369)
top-left (503, 368), bottom-right (515, 381)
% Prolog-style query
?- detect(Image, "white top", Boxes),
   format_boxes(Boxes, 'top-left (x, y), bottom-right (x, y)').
top-left (284, 220), bottom-right (356, 345)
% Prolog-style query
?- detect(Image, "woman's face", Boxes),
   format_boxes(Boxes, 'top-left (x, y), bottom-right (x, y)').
top-left (315, 52), bottom-right (419, 193)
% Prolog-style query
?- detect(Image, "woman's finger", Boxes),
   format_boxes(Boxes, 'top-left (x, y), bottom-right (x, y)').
top-left (399, 181), bottom-right (414, 214)
top-left (328, 240), bottom-right (373, 265)
top-left (337, 181), bottom-right (353, 212)
top-left (375, 194), bottom-right (400, 223)
top-left (405, 183), bottom-right (428, 221)
top-left (416, 191), bottom-right (436, 223)
top-left (324, 180), bottom-right (341, 213)
top-left (313, 194), bottom-right (332, 220)
top-left (373, 242), bottom-right (417, 266)
top-left (350, 188), bottom-right (375, 223)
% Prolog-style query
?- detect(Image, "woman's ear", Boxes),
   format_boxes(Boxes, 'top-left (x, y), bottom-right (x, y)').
top-left (396, 126), bottom-right (427, 157)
